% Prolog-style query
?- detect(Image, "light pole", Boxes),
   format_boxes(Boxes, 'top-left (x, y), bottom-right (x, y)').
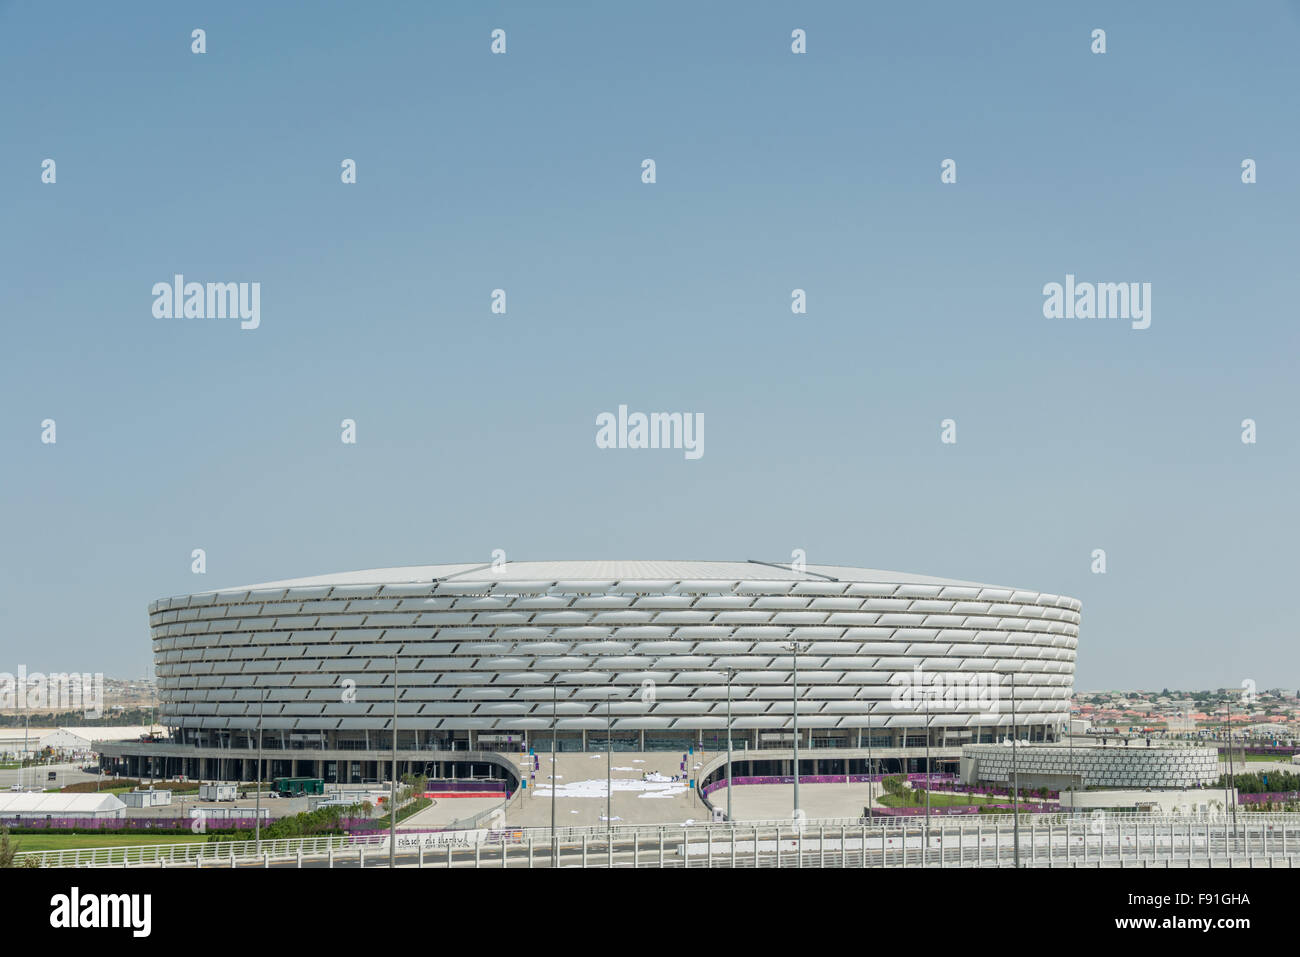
top-left (1067, 709), bottom-right (1075, 806)
top-left (789, 641), bottom-right (810, 816)
top-left (1009, 671), bottom-right (1020, 868)
top-left (150, 685), bottom-right (158, 785)
top-left (725, 668), bottom-right (735, 823)
top-left (390, 652), bottom-right (398, 869)
top-left (1226, 698), bottom-right (1238, 848)
top-left (865, 712), bottom-right (873, 820)
top-left (605, 692), bottom-right (612, 830)
top-left (1220, 705), bottom-right (1232, 824)
top-left (551, 678), bottom-right (558, 864)
top-left (924, 687), bottom-right (931, 850)
top-left (255, 687), bottom-right (264, 848)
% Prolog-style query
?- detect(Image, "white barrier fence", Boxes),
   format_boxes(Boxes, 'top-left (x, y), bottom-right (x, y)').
top-left (15, 812), bottom-right (1300, 869)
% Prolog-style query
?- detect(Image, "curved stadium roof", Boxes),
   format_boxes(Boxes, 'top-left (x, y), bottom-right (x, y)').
top-left (202, 560), bottom-right (997, 593)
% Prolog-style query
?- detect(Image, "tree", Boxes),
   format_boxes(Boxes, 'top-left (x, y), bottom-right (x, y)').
top-left (0, 827), bottom-right (17, 868)
top-left (400, 772), bottom-right (428, 806)
top-left (881, 775), bottom-right (908, 798)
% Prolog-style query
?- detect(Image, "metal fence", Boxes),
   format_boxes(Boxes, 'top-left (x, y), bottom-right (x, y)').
top-left (16, 811), bottom-right (1300, 869)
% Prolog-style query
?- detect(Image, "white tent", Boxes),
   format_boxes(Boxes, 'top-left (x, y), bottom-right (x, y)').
top-left (0, 792), bottom-right (127, 819)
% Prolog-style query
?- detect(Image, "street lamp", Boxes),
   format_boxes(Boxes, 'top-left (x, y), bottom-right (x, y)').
top-left (865, 711), bottom-right (873, 821)
top-left (789, 641), bottom-right (811, 816)
top-left (1064, 705), bottom-right (1078, 811)
top-left (1225, 698), bottom-right (1238, 849)
top-left (1009, 671), bottom-right (1019, 868)
top-left (551, 678), bottom-right (558, 865)
top-left (725, 667), bottom-right (735, 823)
top-left (605, 692), bottom-right (612, 831)
top-left (22, 701), bottom-right (29, 792)
top-left (390, 652), bottom-right (398, 869)
top-left (924, 686), bottom-right (931, 851)
top-left (255, 687), bottom-right (264, 848)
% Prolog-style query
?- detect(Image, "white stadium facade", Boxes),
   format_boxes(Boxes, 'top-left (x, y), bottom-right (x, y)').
top-left (99, 561), bottom-right (1081, 786)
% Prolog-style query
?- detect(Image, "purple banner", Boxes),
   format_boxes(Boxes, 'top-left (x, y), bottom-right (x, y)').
top-left (869, 803), bottom-right (1059, 816)
top-left (1238, 791), bottom-right (1300, 805)
top-left (702, 773), bottom-right (1058, 801)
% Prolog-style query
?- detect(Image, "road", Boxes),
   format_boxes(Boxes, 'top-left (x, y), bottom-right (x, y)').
top-left (0, 761), bottom-right (100, 790)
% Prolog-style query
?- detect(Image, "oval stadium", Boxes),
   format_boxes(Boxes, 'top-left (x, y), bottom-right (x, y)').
top-left (100, 560), bottom-right (1080, 788)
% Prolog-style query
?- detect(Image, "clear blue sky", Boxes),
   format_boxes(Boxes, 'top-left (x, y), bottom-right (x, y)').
top-left (2, 2), bottom-right (1297, 690)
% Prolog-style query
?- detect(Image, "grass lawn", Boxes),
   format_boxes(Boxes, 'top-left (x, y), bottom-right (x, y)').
top-left (1220, 754), bottom-right (1291, 763)
top-left (8, 833), bottom-right (213, 852)
top-left (878, 791), bottom-right (1009, 808)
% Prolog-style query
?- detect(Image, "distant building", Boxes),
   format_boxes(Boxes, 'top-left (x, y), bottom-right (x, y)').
top-left (41, 726), bottom-right (165, 752)
top-left (961, 744), bottom-right (1219, 790)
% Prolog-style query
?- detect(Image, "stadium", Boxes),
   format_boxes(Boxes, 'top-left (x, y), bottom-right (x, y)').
top-left (99, 560), bottom-right (1081, 787)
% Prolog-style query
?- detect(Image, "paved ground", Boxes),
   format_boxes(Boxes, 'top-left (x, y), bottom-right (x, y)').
top-left (0, 762), bottom-right (100, 790)
top-left (401, 797), bottom-right (502, 828)
top-left (1220, 758), bottom-right (1298, 775)
top-left (507, 751), bottom-right (712, 828)
top-left (121, 794), bottom-right (313, 820)
top-left (710, 782), bottom-right (882, 822)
